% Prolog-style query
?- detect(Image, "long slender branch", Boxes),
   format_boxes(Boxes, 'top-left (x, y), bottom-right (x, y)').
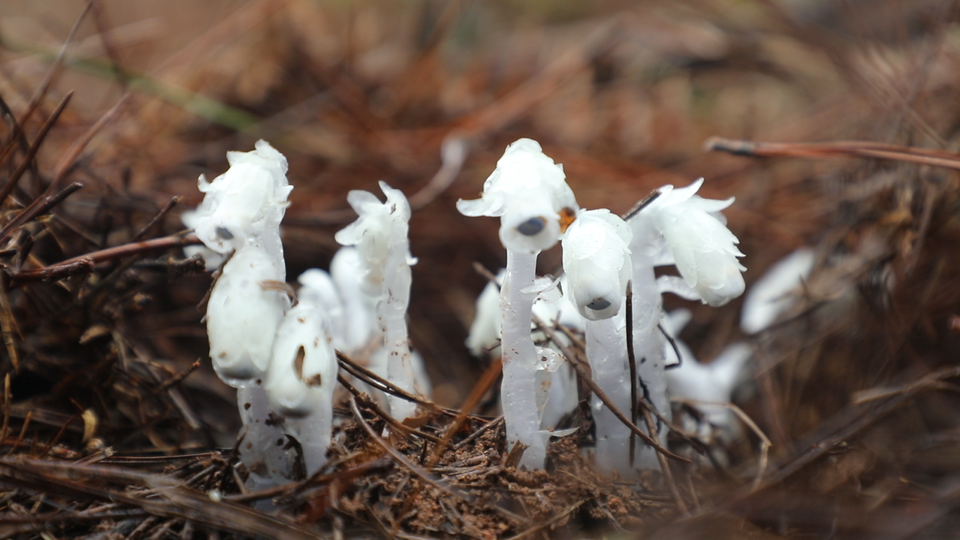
top-left (9, 233), bottom-right (201, 287)
top-left (706, 136), bottom-right (960, 170)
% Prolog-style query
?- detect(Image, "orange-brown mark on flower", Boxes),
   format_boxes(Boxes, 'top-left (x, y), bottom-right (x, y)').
top-left (559, 207), bottom-right (577, 233)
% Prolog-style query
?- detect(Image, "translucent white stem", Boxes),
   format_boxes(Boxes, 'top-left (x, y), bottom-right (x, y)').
top-left (630, 234), bottom-right (671, 470)
top-left (586, 312), bottom-right (637, 477)
top-left (288, 412), bottom-right (333, 476)
top-left (236, 383), bottom-right (294, 488)
top-left (501, 251), bottom-right (548, 469)
top-left (380, 234), bottom-right (417, 422)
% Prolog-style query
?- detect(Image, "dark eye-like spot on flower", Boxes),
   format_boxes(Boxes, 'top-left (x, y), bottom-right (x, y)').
top-left (216, 226), bottom-right (234, 240)
top-left (517, 217), bottom-right (546, 236)
top-left (587, 297), bottom-right (611, 311)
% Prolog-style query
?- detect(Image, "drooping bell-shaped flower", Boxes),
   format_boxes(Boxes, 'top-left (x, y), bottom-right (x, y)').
top-left (642, 179), bottom-right (745, 306)
top-left (193, 140), bottom-right (293, 271)
top-left (457, 138), bottom-right (578, 254)
top-left (561, 209), bottom-right (633, 321)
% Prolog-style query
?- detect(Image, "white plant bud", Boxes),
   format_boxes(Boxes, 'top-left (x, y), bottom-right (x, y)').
top-left (265, 304), bottom-right (337, 418)
top-left (193, 140), bottom-right (292, 270)
top-left (644, 178), bottom-right (746, 306)
top-left (457, 138), bottom-right (578, 254)
top-left (562, 209), bottom-right (633, 320)
top-left (206, 246), bottom-right (287, 385)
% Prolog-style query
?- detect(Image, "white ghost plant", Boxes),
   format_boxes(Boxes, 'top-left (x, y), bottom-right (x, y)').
top-left (458, 139), bottom-right (579, 469)
top-left (193, 141), bottom-right (297, 489)
top-left (561, 209), bottom-right (640, 475)
top-left (335, 182), bottom-right (421, 423)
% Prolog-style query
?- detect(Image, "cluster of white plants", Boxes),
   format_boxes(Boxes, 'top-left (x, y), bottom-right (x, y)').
top-left (192, 141), bottom-right (426, 487)
top-left (462, 139), bottom-right (747, 474)
top-left (191, 137), bottom-right (749, 485)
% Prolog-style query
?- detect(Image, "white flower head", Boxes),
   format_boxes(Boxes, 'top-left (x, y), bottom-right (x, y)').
top-left (206, 246), bottom-right (287, 385)
top-left (644, 178), bottom-right (746, 307)
top-left (457, 139), bottom-right (578, 254)
top-left (193, 140), bottom-right (293, 260)
top-left (334, 181), bottom-right (414, 296)
top-left (265, 304), bottom-right (338, 418)
top-left (562, 209), bottom-right (633, 320)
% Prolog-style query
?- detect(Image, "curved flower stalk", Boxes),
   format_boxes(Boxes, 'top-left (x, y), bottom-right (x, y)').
top-left (265, 301), bottom-right (338, 476)
top-left (458, 138), bottom-right (578, 469)
top-left (335, 182), bottom-right (420, 422)
top-left (192, 140), bottom-right (292, 273)
top-left (562, 209), bottom-right (638, 475)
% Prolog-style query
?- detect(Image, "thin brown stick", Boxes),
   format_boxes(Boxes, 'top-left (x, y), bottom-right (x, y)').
top-left (625, 281), bottom-right (638, 467)
top-left (0, 92), bottom-right (74, 205)
top-left (0, 374), bottom-right (10, 449)
top-left (0, 93), bottom-right (32, 171)
top-left (132, 196), bottom-right (181, 243)
top-left (705, 136), bottom-right (960, 171)
top-left (0, 182), bottom-right (83, 246)
top-left (337, 374), bottom-right (442, 444)
top-left (640, 407), bottom-right (688, 514)
top-left (153, 360), bottom-right (201, 395)
top-left (336, 350), bottom-right (446, 414)
top-left (10, 233), bottom-right (201, 286)
top-left (0, 279), bottom-right (21, 372)
top-left (13, 1), bottom-right (92, 143)
top-left (47, 93), bottom-right (130, 197)
top-left (452, 415), bottom-right (503, 450)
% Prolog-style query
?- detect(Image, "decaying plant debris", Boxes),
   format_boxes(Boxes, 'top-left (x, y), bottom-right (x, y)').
top-left (2, 0), bottom-right (960, 538)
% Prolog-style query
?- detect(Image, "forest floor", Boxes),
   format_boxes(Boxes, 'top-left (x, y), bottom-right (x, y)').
top-left (2, 0), bottom-right (960, 538)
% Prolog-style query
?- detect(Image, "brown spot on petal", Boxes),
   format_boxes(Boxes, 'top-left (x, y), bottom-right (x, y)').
top-left (293, 346), bottom-right (306, 381)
